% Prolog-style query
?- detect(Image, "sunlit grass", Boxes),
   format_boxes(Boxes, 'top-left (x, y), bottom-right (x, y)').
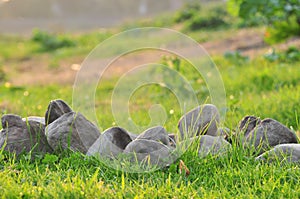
top-left (0, 5), bottom-right (300, 196)
top-left (1, 142), bottom-right (300, 198)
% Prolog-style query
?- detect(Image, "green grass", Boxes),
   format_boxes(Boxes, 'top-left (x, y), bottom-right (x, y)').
top-left (0, 30), bottom-right (114, 71)
top-left (1, 46), bottom-right (299, 198)
top-left (1, 2), bottom-right (300, 198)
top-left (1, 143), bottom-right (300, 198)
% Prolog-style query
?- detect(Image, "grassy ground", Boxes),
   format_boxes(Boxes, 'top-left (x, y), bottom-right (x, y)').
top-left (1, 2), bottom-right (300, 198)
top-left (1, 145), bottom-right (300, 198)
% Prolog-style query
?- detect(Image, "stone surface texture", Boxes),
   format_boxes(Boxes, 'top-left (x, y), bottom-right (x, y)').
top-left (0, 114), bottom-right (52, 156)
top-left (46, 112), bottom-right (100, 153)
top-left (178, 104), bottom-right (220, 138)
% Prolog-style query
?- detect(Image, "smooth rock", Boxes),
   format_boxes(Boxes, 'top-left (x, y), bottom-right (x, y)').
top-left (198, 135), bottom-right (231, 157)
top-left (178, 104), bottom-right (220, 138)
top-left (0, 114), bottom-right (52, 156)
top-left (124, 139), bottom-right (174, 166)
top-left (46, 112), bottom-right (100, 153)
top-left (127, 131), bottom-right (138, 140)
top-left (256, 144), bottom-right (300, 163)
top-left (217, 127), bottom-right (231, 138)
top-left (238, 115), bottom-right (261, 137)
top-left (45, 99), bottom-right (72, 125)
top-left (23, 116), bottom-right (45, 125)
top-left (87, 127), bottom-right (132, 157)
top-left (2, 114), bottom-right (23, 128)
top-left (136, 126), bottom-right (170, 146)
top-left (243, 118), bottom-right (298, 154)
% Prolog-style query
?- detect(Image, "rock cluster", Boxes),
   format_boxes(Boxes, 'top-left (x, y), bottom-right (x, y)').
top-left (238, 116), bottom-right (298, 155)
top-left (0, 99), bottom-right (299, 167)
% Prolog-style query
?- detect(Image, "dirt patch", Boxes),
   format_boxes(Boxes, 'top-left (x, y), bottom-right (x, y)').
top-left (4, 28), bottom-right (300, 86)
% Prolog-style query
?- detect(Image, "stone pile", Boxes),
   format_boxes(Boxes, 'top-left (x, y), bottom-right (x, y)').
top-left (0, 99), bottom-right (299, 167)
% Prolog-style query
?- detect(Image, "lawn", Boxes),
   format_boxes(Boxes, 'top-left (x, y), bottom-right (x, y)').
top-left (0, 2), bottom-right (300, 198)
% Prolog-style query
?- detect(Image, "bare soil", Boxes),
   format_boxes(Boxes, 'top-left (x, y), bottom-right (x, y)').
top-left (4, 28), bottom-right (300, 86)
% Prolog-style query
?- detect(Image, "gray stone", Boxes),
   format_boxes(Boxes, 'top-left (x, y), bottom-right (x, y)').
top-left (238, 115), bottom-right (261, 137)
top-left (23, 116), bottom-right (45, 125)
top-left (217, 127), bottom-right (231, 138)
top-left (45, 112), bottom-right (100, 153)
top-left (2, 114), bottom-right (23, 128)
top-left (178, 104), bottom-right (220, 139)
top-left (136, 126), bottom-right (170, 146)
top-left (256, 144), bottom-right (300, 163)
top-left (45, 99), bottom-right (72, 125)
top-left (127, 131), bottom-right (138, 140)
top-left (198, 135), bottom-right (231, 158)
top-left (124, 139), bottom-right (174, 166)
top-left (243, 118), bottom-right (298, 154)
top-left (87, 127), bottom-right (132, 157)
top-left (0, 114), bottom-right (52, 156)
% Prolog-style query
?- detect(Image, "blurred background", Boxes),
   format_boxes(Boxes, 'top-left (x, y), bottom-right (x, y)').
top-left (0, 0), bottom-right (211, 34)
top-left (0, 0), bottom-right (299, 132)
